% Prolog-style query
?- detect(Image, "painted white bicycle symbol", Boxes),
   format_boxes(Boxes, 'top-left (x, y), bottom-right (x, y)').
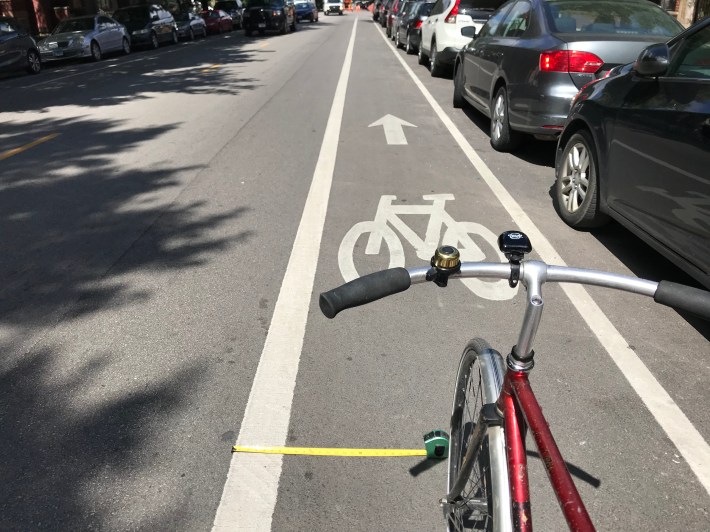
top-left (338, 194), bottom-right (516, 301)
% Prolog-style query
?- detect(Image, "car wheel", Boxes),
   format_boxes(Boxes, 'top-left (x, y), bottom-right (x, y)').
top-left (90, 40), bottom-right (102, 61)
top-left (151, 32), bottom-right (159, 49)
top-left (280, 18), bottom-right (288, 33)
top-left (245, 29), bottom-right (253, 36)
top-left (258, 28), bottom-right (266, 35)
top-left (429, 40), bottom-right (445, 77)
top-left (172, 29), bottom-right (178, 44)
top-left (395, 30), bottom-right (400, 48)
top-left (25, 49), bottom-right (41, 74)
top-left (490, 86), bottom-right (522, 152)
top-left (291, 17), bottom-right (297, 31)
top-left (417, 40), bottom-right (427, 65)
top-left (121, 37), bottom-right (131, 54)
top-left (555, 130), bottom-right (609, 228)
top-left (453, 62), bottom-right (465, 109)
top-left (405, 32), bottom-right (414, 54)
top-left (189, 27), bottom-right (195, 41)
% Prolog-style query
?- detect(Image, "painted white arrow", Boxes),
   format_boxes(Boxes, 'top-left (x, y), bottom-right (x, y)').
top-left (368, 114), bottom-right (417, 145)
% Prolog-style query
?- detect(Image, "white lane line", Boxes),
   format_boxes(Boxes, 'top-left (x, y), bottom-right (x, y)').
top-left (376, 26), bottom-right (710, 497)
top-left (211, 17), bottom-right (359, 531)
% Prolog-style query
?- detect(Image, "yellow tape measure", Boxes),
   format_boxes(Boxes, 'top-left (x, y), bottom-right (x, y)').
top-left (233, 445), bottom-right (427, 457)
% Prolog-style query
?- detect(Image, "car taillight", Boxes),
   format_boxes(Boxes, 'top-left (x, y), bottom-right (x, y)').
top-left (272, 9), bottom-right (280, 15)
top-left (444, 0), bottom-right (459, 23)
top-left (414, 20), bottom-right (422, 29)
top-left (539, 50), bottom-right (603, 74)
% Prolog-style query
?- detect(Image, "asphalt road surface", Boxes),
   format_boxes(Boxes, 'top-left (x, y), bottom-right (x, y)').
top-left (1, 12), bottom-right (709, 531)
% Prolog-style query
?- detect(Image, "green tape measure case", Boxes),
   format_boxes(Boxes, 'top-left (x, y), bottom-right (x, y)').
top-left (423, 429), bottom-right (449, 459)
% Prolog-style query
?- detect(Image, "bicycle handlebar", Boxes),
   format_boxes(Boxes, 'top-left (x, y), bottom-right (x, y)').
top-left (319, 261), bottom-right (710, 321)
top-left (319, 267), bottom-right (411, 319)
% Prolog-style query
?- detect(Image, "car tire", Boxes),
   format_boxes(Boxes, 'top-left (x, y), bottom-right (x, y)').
top-left (151, 32), bottom-right (159, 49)
top-left (555, 130), bottom-right (609, 228)
top-left (172, 29), bottom-right (178, 44)
top-left (291, 17), bottom-right (297, 31)
top-left (490, 86), bottom-right (522, 152)
top-left (417, 40), bottom-right (427, 65)
top-left (405, 32), bottom-right (414, 54)
top-left (189, 27), bottom-right (195, 41)
top-left (121, 37), bottom-right (131, 54)
top-left (429, 40), bottom-right (445, 77)
top-left (395, 31), bottom-right (400, 48)
top-left (280, 18), bottom-right (288, 33)
top-left (453, 62), bottom-right (465, 109)
top-left (258, 28), bottom-right (266, 35)
top-left (25, 49), bottom-right (41, 74)
top-left (90, 40), bottom-right (101, 62)
top-left (245, 29), bottom-right (253, 36)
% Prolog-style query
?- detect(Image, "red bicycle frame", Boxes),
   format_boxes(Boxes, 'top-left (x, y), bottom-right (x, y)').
top-left (497, 368), bottom-right (595, 532)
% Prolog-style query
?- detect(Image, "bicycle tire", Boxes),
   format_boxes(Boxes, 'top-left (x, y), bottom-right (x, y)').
top-left (446, 339), bottom-right (511, 532)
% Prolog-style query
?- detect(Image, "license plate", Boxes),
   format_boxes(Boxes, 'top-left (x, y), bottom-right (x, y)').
top-left (258, 23), bottom-right (266, 28)
top-left (53, 49), bottom-right (63, 57)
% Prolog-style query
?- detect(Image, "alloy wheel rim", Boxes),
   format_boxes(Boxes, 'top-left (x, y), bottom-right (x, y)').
top-left (492, 94), bottom-right (505, 141)
top-left (29, 53), bottom-right (40, 72)
top-left (561, 142), bottom-right (590, 212)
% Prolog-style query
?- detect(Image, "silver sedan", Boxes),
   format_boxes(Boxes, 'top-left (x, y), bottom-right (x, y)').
top-left (38, 15), bottom-right (131, 62)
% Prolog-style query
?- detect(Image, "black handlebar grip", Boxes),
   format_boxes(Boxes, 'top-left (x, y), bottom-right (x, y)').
top-left (319, 268), bottom-right (412, 319)
top-left (654, 281), bottom-right (710, 320)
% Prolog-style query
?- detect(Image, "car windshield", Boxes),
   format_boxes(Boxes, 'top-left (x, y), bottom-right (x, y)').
top-left (113, 7), bottom-right (149, 24)
top-left (0, 18), bottom-right (17, 35)
top-left (460, 0), bottom-right (505, 10)
top-left (173, 12), bottom-right (192, 21)
top-left (544, 0), bottom-right (682, 36)
top-left (245, 0), bottom-right (284, 6)
top-left (53, 17), bottom-right (95, 34)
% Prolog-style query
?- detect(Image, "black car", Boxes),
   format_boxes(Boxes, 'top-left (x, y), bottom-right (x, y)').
top-left (395, 1), bottom-right (434, 53)
top-left (0, 16), bottom-right (40, 76)
top-left (242, 0), bottom-right (297, 35)
top-left (174, 11), bottom-right (208, 40)
top-left (112, 4), bottom-right (178, 49)
top-left (214, 0), bottom-right (244, 29)
top-left (452, 0), bottom-right (683, 152)
top-left (554, 17), bottom-right (710, 288)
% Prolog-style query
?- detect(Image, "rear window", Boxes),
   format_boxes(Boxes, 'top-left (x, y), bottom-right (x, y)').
top-left (417, 2), bottom-right (434, 15)
top-left (460, 0), bottom-right (506, 9)
top-left (544, 0), bottom-right (682, 37)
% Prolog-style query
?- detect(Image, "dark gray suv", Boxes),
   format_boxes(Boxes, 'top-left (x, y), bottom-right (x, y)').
top-left (0, 17), bottom-right (40, 76)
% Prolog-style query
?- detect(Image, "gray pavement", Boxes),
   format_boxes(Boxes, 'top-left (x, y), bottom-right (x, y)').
top-left (1, 11), bottom-right (708, 531)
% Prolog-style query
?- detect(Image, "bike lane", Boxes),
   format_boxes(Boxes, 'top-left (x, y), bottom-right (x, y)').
top-left (272, 13), bottom-right (710, 531)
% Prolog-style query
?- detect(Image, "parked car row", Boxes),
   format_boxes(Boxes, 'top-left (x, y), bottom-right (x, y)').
top-left (380, 0), bottom-right (710, 287)
top-left (1, 0), bottom-right (322, 77)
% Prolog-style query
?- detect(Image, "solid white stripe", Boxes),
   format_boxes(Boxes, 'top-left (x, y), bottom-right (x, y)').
top-left (212, 18), bottom-right (359, 530)
top-left (375, 26), bottom-right (710, 497)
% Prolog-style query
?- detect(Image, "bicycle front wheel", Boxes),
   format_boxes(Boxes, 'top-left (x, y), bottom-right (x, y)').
top-left (446, 339), bottom-right (511, 532)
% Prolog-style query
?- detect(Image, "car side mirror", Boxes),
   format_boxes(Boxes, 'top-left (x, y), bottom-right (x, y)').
top-left (633, 43), bottom-right (669, 77)
top-left (461, 26), bottom-right (476, 39)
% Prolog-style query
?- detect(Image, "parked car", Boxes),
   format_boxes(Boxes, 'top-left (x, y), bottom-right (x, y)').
top-left (419, 0), bottom-right (505, 76)
top-left (242, 0), bottom-right (297, 35)
top-left (390, 0), bottom-right (413, 42)
top-left (324, 0), bottom-right (345, 15)
top-left (452, 0), bottom-right (684, 152)
top-left (214, 0), bottom-right (244, 29)
top-left (202, 9), bottom-right (233, 33)
top-left (37, 15), bottom-right (130, 62)
top-left (113, 5), bottom-right (178, 49)
top-left (386, 0), bottom-right (404, 37)
top-left (0, 16), bottom-right (41, 75)
top-left (174, 11), bottom-right (208, 40)
top-left (295, 0), bottom-right (319, 21)
top-left (553, 17), bottom-right (710, 288)
top-left (379, 0), bottom-right (395, 26)
top-left (395, 1), bottom-right (434, 53)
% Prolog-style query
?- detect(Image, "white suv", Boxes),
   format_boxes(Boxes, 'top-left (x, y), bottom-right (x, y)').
top-left (323, 0), bottom-right (344, 15)
top-left (419, 0), bottom-right (503, 77)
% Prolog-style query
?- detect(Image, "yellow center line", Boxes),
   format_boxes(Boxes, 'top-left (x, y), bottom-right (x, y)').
top-left (0, 133), bottom-right (60, 161)
top-left (200, 64), bottom-right (222, 73)
top-left (232, 445), bottom-right (427, 457)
